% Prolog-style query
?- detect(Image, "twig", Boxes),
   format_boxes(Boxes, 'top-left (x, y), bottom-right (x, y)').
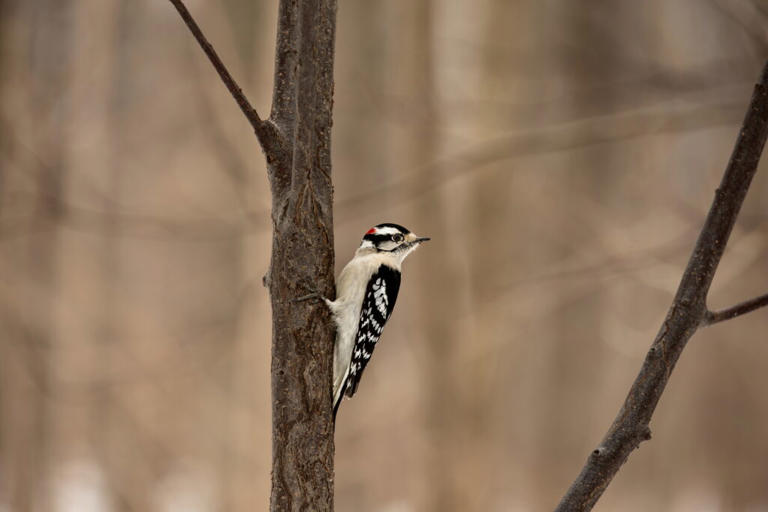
top-left (704, 292), bottom-right (768, 326)
top-left (167, 0), bottom-right (273, 145)
top-left (555, 59), bottom-right (768, 512)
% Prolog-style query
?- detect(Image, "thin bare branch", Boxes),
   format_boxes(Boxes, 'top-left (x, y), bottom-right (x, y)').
top-left (704, 292), bottom-right (768, 326)
top-left (555, 59), bottom-right (768, 512)
top-left (167, 0), bottom-right (278, 149)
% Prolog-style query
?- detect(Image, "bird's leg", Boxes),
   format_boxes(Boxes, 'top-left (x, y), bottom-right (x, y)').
top-left (293, 291), bottom-right (321, 303)
top-left (293, 288), bottom-right (335, 306)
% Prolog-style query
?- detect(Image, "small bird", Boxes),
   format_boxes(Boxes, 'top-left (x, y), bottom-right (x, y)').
top-left (325, 223), bottom-right (430, 419)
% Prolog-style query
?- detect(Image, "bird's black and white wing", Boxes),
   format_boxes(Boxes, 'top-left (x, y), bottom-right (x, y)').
top-left (343, 264), bottom-right (401, 398)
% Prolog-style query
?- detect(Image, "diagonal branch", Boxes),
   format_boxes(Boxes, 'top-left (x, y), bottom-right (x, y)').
top-left (168, 0), bottom-right (282, 153)
top-left (704, 292), bottom-right (768, 326)
top-left (555, 59), bottom-right (768, 512)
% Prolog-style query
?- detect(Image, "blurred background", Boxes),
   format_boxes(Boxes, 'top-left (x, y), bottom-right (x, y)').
top-left (2, 0), bottom-right (768, 511)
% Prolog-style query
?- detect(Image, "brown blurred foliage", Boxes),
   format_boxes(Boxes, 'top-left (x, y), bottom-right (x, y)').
top-left (1, 1), bottom-right (768, 511)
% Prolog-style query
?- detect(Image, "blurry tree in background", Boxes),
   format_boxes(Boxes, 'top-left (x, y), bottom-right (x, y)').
top-left (2, 1), bottom-right (768, 512)
top-left (1, 1), bottom-right (71, 511)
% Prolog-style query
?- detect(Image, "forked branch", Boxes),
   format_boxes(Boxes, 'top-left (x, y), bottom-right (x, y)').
top-left (169, 1), bottom-right (338, 511)
top-left (555, 60), bottom-right (768, 512)
top-left (167, 0), bottom-right (284, 156)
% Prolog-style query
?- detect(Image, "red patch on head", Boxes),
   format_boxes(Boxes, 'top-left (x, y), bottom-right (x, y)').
top-left (366, 227), bottom-right (376, 235)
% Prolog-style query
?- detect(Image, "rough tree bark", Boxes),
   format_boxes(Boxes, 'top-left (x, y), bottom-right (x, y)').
top-left (555, 60), bottom-right (768, 512)
top-left (169, 1), bottom-right (338, 510)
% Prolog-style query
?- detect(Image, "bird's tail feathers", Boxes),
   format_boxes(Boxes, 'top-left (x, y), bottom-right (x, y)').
top-left (332, 377), bottom-right (349, 423)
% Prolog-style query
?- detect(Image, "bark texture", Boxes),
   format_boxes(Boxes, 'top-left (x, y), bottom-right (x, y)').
top-left (169, 1), bottom-right (338, 510)
top-left (555, 60), bottom-right (768, 512)
top-left (267, 3), bottom-right (337, 510)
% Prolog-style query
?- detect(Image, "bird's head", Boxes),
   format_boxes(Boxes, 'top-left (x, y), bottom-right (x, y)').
top-left (357, 223), bottom-right (430, 262)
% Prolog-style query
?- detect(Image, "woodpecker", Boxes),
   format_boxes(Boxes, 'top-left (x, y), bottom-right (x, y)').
top-left (325, 223), bottom-right (430, 419)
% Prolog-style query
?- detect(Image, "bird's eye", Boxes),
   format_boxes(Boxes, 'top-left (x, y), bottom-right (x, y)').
top-left (392, 233), bottom-right (404, 242)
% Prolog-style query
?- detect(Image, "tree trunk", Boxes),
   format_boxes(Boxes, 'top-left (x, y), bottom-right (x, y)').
top-left (266, 1), bottom-right (338, 511)
top-left (170, 1), bottom-right (339, 508)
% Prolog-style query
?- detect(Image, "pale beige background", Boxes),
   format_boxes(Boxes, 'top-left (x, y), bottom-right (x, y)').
top-left (1, 1), bottom-right (768, 511)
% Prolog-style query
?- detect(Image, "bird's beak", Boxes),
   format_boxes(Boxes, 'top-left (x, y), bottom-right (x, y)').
top-left (403, 233), bottom-right (430, 249)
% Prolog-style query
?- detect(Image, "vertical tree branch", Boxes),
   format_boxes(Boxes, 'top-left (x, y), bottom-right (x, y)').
top-left (555, 60), bottom-right (768, 512)
top-left (270, 0), bottom-right (299, 132)
top-left (267, 1), bottom-right (337, 511)
top-left (168, 1), bottom-right (337, 510)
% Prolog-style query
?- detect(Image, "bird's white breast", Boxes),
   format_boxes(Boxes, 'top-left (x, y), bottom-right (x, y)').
top-left (329, 251), bottom-right (401, 401)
